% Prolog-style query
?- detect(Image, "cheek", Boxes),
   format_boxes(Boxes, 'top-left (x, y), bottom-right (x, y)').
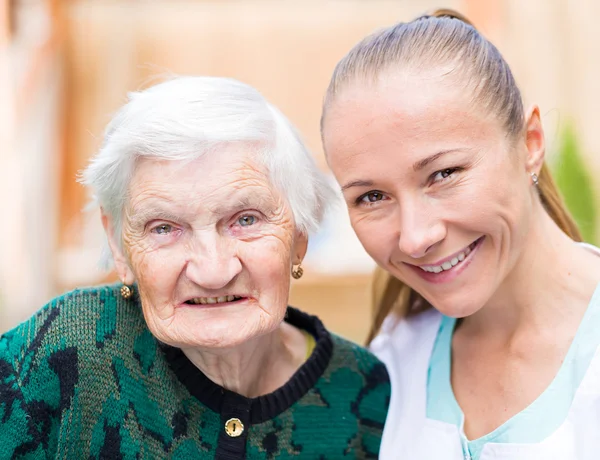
top-left (349, 210), bottom-right (397, 262)
top-left (249, 239), bottom-right (290, 275)
top-left (466, 172), bottom-right (526, 232)
top-left (129, 245), bottom-right (185, 309)
top-left (445, 175), bottom-right (532, 271)
top-left (242, 237), bottom-right (292, 302)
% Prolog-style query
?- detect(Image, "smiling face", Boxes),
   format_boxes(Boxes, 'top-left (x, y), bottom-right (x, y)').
top-left (323, 72), bottom-right (537, 318)
top-left (103, 144), bottom-right (307, 349)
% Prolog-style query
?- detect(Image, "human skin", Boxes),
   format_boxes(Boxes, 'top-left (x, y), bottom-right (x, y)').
top-left (322, 70), bottom-right (600, 438)
top-left (103, 144), bottom-right (309, 397)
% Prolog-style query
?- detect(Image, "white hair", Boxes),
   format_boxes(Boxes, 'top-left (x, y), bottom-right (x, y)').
top-left (80, 76), bottom-right (337, 268)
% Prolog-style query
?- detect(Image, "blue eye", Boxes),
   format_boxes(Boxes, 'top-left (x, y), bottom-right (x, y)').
top-left (359, 191), bottom-right (385, 204)
top-left (238, 215), bottom-right (257, 227)
top-left (152, 224), bottom-right (173, 235)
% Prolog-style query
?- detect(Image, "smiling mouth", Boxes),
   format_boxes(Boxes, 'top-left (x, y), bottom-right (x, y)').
top-left (417, 237), bottom-right (484, 274)
top-left (185, 295), bottom-right (244, 305)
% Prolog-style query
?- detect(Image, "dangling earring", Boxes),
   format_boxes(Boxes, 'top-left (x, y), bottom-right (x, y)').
top-left (291, 264), bottom-right (304, 280)
top-left (530, 172), bottom-right (539, 186)
top-left (120, 285), bottom-right (133, 299)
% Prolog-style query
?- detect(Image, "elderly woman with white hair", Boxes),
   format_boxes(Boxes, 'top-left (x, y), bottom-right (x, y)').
top-left (0, 77), bottom-right (390, 459)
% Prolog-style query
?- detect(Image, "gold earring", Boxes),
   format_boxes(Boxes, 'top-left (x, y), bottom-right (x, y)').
top-left (120, 285), bottom-right (133, 299)
top-left (291, 264), bottom-right (304, 280)
top-left (531, 172), bottom-right (539, 186)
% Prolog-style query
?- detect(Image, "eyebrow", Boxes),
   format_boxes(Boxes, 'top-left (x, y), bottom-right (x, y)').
top-left (128, 208), bottom-right (183, 228)
top-left (341, 148), bottom-right (469, 191)
top-left (413, 149), bottom-right (461, 172)
top-left (129, 193), bottom-right (275, 227)
top-left (235, 195), bottom-right (267, 209)
top-left (341, 179), bottom-right (374, 192)
top-left (215, 195), bottom-right (273, 216)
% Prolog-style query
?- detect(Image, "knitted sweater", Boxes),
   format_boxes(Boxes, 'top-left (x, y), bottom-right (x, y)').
top-left (0, 285), bottom-right (390, 459)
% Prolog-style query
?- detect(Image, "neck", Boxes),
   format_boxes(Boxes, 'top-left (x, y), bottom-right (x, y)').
top-left (181, 322), bottom-right (305, 398)
top-left (460, 205), bottom-right (599, 340)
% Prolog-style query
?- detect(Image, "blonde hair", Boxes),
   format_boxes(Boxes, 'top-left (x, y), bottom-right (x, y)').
top-left (321, 9), bottom-right (582, 344)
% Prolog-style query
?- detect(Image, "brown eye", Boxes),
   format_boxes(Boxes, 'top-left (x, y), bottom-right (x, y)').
top-left (432, 167), bottom-right (460, 183)
top-left (360, 191), bottom-right (384, 203)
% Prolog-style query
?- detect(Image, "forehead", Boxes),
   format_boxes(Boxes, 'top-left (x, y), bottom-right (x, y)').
top-left (324, 71), bottom-right (501, 162)
top-left (128, 144), bottom-right (275, 207)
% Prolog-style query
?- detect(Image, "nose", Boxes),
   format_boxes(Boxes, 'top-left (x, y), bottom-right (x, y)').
top-left (397, 199), bottom-right (446, 260)
top-left (184, 233), bottom-right (242, 290)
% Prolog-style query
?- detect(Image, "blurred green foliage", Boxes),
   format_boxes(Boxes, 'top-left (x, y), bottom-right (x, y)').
top-left (551, 123), bottom-right (598, 244)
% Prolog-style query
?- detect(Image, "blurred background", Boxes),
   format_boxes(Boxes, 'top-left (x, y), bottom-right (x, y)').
top-left (1, 0), bottom-right (598, 343)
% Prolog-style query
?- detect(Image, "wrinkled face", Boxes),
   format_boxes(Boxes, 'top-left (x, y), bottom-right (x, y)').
top-left (323, 72), bottom-right (534, 318)
top-left (105, 145), bottom-right (307, 349)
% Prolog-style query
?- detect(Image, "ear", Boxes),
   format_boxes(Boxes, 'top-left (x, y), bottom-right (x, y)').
top-left (101, 209), bottom-right (135, 285)
top-left (292, 230), bottom-right (309, 265)
top-left (523, 105), bottom-right (545, 176)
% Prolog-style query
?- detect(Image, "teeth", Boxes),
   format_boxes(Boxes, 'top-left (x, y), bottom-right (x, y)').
top-left (419, 243), bottom-right (476, 274)
top-left (187, 295), bottom-right (243, 305)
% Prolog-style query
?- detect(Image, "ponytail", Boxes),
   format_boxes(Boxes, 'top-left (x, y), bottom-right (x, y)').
top-left (320, 5), bottom-right (584, 344)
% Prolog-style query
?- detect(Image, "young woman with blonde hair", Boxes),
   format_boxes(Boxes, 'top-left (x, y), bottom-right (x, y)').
top-left (321, 8), bottom-right (600, 460)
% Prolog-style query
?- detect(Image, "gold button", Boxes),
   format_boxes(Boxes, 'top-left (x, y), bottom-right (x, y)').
top-left (224, 418), bottom-right (244, 437)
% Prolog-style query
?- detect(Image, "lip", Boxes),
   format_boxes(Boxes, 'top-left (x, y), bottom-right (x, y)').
top-left (405, 236), bottom-right (485, 284)
top-left (418, 241), bottom-right (477, 269)
top-left (179, 295), bottom-right (252, 308)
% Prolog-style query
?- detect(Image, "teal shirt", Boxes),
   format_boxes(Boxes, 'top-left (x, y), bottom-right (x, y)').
top-left (427, 283), bottom-right (600, 460)
top-left (0, 285), bottom-right (390, 459)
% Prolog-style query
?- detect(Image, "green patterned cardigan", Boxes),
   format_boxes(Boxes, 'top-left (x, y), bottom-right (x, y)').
top-left (0, 285), bottom-right (390, 459)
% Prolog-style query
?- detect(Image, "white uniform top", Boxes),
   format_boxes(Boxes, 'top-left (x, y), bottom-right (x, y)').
top-left (371, 243), bottom-right (600, 460)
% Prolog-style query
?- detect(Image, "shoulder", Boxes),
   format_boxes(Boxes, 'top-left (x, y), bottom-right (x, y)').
top-left (0, 283), bottom-right (145, 378)
top-left (285, 306), bottom-right (390, 386)
top-left (579, 242), bottom-right (600, 256)
top-left (0, 284), bottom-right (161, 458)
top-left (323, 334), bottom-right (390, 457)
top-left (280, 308), bottom-right (392, 458)
top-left (367, 309), bottom-right (441, 431)
top-left (370, 308), bottom-right (442, 358)
top-left (285, 305), bottom-right (390, 401)
top-left (0, 285), bottom-right (122, 457)
top-left (369, 308), bottom-right (442, 381)
top-left (329, 333), bottom-right (390, 384)
top-left (2, 283), bottom-right (129, 342)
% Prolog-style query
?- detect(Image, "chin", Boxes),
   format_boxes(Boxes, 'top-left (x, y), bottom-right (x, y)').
top-left (185, 332), bottom-right (249, 349)
top-left (148, 303), bottom-right (281, 350)
top-left (420, 291), bottom-right (485, 319)
top-left (436, 304), bottom-right (482, 319)
top-left (189, 312), bottom-right (280, 350)
top-left (182, 317), bottom-right (257, 349)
